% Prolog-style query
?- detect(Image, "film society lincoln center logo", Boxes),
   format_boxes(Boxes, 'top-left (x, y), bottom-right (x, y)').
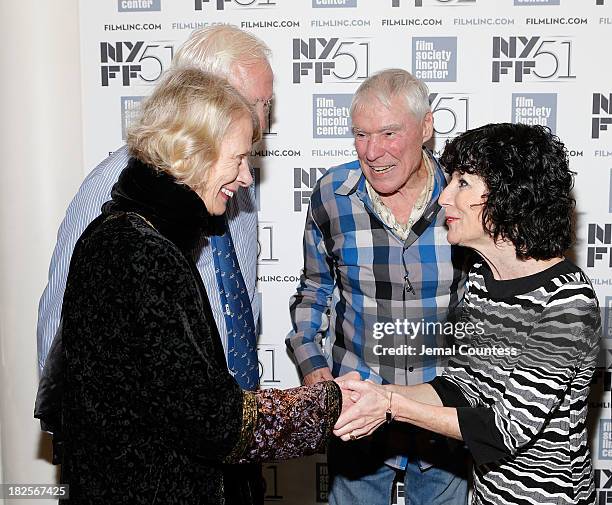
top-left (512, 93), bottom-right (557, 133)
top-left (313, 94), bottom-right (352, 139)
top-left (412, 37), bottom-right (457, 82)
top-left (601, 419), bottom-right (612, 460)
top-left (312, 0), bottom-right (357, 6)
top-left (121, 96), bottom-right (145, 139)
top-left (605, 296), bottom-right (612, 341)
top-left (118, 0), bottom-right (161, 11)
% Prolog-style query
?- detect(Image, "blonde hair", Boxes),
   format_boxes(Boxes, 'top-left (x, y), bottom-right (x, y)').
top-left (127, 67), bottom-right (260, 189)
top-left (350, 68), bottom-right (431, 120)
top-left (173, 25), bottom-right (271, 78)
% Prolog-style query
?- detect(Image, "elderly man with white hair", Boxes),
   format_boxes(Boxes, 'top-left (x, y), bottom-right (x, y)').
top-left (287, 68), bottom-right (469, 505)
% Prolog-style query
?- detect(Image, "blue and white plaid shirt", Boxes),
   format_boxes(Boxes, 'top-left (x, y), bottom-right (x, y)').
top-left (287, 152), bottom-right (467, 469)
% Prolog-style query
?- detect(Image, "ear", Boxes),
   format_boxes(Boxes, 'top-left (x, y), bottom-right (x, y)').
top-left (421, 111), bottom-right (433, 143)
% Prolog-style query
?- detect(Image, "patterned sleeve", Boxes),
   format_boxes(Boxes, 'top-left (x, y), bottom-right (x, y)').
top-left (286, 200), bottom-right (335, 377)
top-left (436, 287), bottom-right (600, 466)
top-left (36, 148), bottom-right (127, 373)
top-left (479, 290), bottom-right (600, 458)
top-left (226, 381), bottom-right (342, 463)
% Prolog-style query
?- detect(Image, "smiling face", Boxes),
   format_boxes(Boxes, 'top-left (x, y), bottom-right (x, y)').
top-left (352, 95), bottom-right (433, 198)
top-left (199, 114), bottom-right (254, 215)
top-left (438, 171), bottom-right (490, 250)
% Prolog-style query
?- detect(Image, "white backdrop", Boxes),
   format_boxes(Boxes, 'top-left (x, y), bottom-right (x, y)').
top-left (75, 0), bottom-right (612, 503)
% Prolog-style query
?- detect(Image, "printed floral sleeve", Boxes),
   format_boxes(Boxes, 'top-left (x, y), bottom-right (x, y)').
top-left (225, 381), bottom-right (342, 463)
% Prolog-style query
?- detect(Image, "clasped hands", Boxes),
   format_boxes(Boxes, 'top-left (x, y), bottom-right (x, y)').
top-left (333, 371), bottom-right (392, 442)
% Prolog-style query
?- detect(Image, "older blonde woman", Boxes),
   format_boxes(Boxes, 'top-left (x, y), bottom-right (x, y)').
top-left (54, 68), bottom-right (343, 505)
top-left (334, 123), bottom-right (600, 505)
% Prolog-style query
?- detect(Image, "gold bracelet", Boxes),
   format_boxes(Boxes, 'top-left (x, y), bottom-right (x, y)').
top-left (385, 391), bottom-right (394, 424)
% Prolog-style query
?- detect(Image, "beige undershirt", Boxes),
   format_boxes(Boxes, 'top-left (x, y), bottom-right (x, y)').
top-left (366, 151), bottom-right (434, 241)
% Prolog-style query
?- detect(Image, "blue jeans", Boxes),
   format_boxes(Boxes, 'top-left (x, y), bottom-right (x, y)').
top-left (328, 433), bottom-right (468, 505)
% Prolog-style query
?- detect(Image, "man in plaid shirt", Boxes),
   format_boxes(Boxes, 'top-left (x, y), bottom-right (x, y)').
top-left (286, 69), bottom-right (469, 505)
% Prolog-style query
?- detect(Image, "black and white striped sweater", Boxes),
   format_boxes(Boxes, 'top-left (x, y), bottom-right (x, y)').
top-left (431, 259), bottom-right (600, 505)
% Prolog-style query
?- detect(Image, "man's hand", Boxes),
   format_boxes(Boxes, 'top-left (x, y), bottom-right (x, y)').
top-left (303, 368), bottom-right (334, 385)
top-left (334, 370), bottom-right (362, 387)
top-left (335, 371), bottom-right (363, 416)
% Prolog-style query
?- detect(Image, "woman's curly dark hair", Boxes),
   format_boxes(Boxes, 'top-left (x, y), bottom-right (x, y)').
top-left (439, 123), bottom-right (575, 260)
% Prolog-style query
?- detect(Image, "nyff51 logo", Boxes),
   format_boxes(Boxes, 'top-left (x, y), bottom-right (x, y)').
top-left (257, 344), bottom-right (282, 385)
top-left (492, 36), bottom-right (575, 83)
top-left (100, 41), bottom-right (173, 86)
top-left (258, 222), bottom-right (279, 263)
top-left (293, 38), bottom-right (370, 84)
top-left (429, 93), bottom-right (469, 138)
top-left (593, 93), bottom-right (612, 139)
top-left (195, 0), bottom-right (275, 10)
top-left (587, 223), bottom-right (612, 267)
top-left (294, 168), bottom-right (328, 211)
top-left (596, 469), bottom-right (612, 504)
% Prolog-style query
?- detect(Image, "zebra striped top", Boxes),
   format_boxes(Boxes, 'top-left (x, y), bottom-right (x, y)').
top-left (430, 259), bottom-right (600, 505)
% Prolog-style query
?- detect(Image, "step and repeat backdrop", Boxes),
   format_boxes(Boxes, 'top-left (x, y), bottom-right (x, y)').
top-left (80, 1), bottom-right (611, 503)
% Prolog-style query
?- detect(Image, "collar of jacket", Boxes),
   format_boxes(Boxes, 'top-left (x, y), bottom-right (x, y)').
top-left (333, 148), bottom-right (446, 246)
top-left (104, 157), bottom-right (225, 251)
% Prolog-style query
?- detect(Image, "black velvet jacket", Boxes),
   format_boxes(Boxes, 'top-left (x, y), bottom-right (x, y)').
top-left (55, 159), bottom-right (341, 505)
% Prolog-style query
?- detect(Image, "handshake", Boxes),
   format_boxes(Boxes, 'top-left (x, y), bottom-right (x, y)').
top-left (303, 368), bottom-right (398, 443)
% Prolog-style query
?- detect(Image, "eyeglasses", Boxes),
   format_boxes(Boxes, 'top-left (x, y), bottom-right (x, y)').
top-left (252, 97), bottom-right (273, 113)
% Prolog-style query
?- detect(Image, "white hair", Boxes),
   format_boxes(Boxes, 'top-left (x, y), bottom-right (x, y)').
top-left (173, 25), bottom-right (271, 78)
top-left (350, 68), bottom-right (431, 120)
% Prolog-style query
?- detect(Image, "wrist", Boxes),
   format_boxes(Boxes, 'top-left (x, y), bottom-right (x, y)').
top-left (385, 390), bottom-right (395, 424)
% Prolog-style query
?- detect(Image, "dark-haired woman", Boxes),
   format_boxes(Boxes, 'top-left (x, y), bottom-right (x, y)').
top-left (333, 123), bottom-right (600, 505)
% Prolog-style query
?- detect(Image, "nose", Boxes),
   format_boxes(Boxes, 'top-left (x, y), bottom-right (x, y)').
top-left (237, 157), bottom-right (254, 188)
top-left (438, 184), bottom-right (452, 207)
top-left (365, 136), bottom-right (384, 161)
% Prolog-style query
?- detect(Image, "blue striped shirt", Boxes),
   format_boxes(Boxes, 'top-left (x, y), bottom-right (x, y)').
top-left (286, 154), bottom-right (466, 469)
top-left (37, 145), bottom-right (259, 373)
